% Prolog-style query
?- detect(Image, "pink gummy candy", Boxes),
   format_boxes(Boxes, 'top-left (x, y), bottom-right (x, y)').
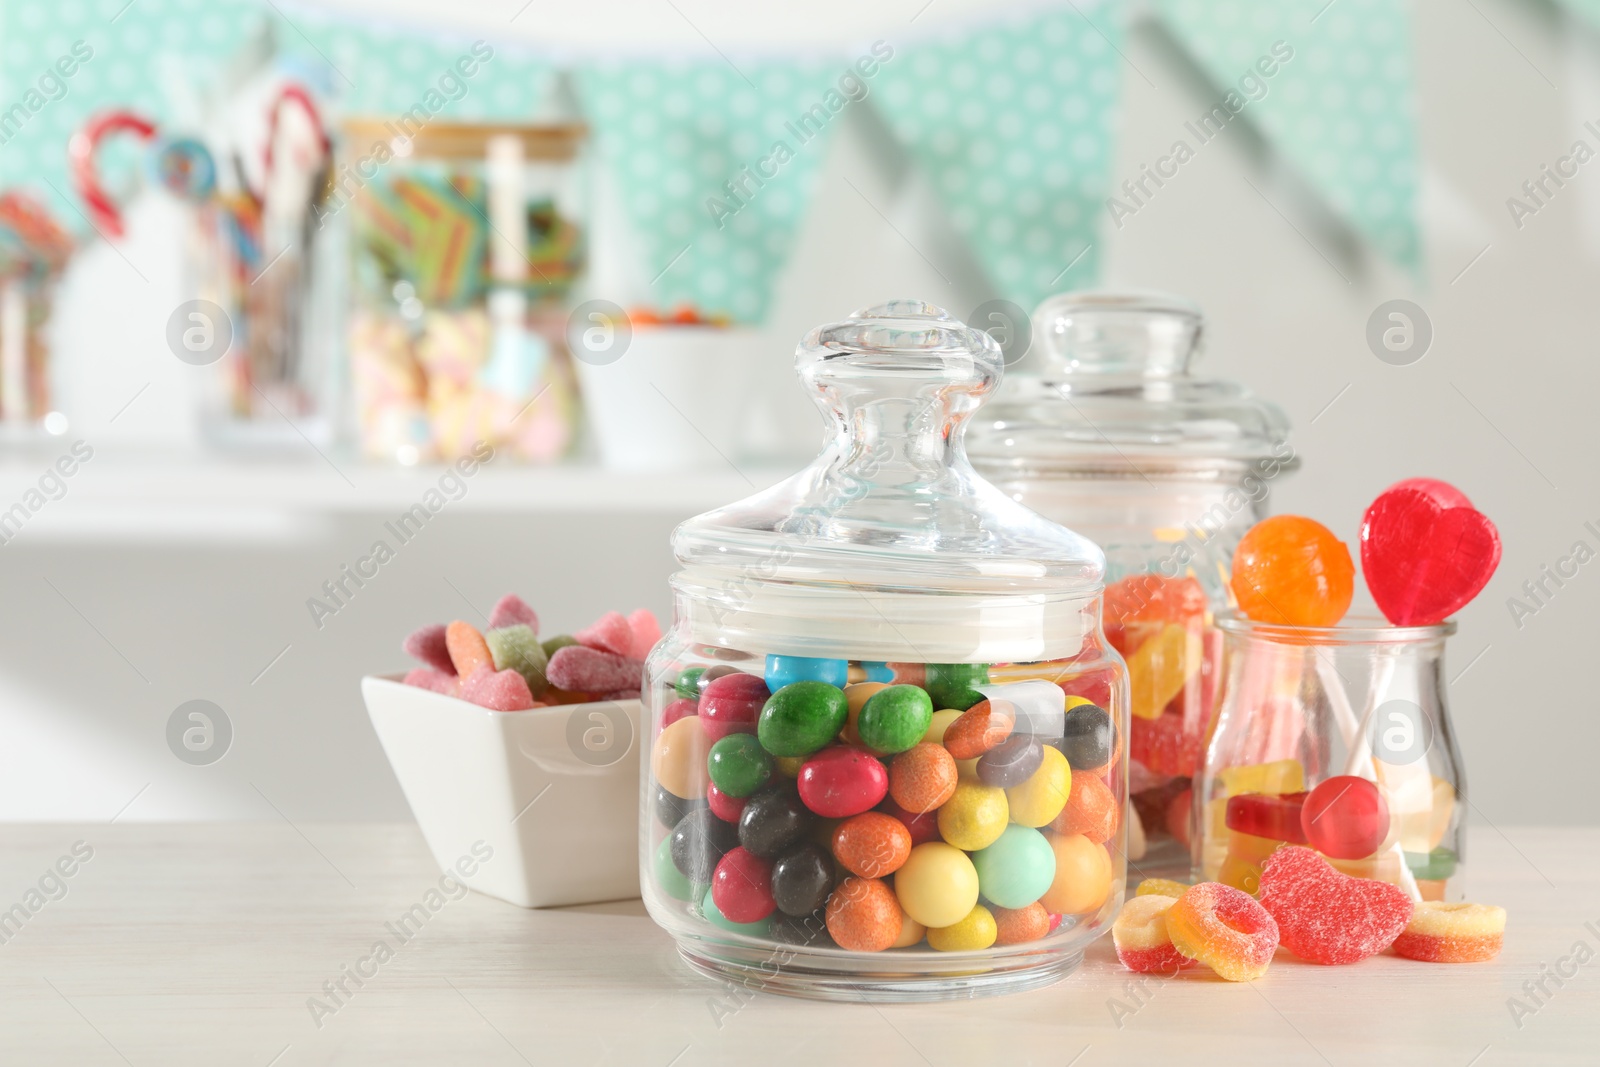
top-left (459, 666), bottom-right (536, 712)
top-left (627, 608), bottom-right (661, 659)
top-left (403, 624), bottom-right (455, 675)
top-left (489, 593), bottom-right (539, 632)
top-left (1257, 845), bottom-right (1413, 965)
top-left (574, 611), bottom-right (634, 658)
top-left (403, 667), bottom-right (458, 696)
top-left (598, 687), bottom-right (641, 701)
top-left (547, 644), bottom-right (644, 693)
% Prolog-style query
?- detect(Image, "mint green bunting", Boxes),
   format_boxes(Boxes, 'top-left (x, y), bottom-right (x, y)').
top-left (578, 59), bottom-right (844, 322)
top-left (871, 4), bottom-right (1121, 307)
top-left (1554, 0), bottom-right (1600, 28)
top-left (1152, 0), bottom-right (1422, 272)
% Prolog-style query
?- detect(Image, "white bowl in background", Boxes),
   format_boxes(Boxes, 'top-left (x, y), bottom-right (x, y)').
top-left (362, 675), bottom-right (640, 908)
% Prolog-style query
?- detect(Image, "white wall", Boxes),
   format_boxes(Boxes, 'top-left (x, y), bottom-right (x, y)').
top-left (1, 0), bottom-right (1596, 825)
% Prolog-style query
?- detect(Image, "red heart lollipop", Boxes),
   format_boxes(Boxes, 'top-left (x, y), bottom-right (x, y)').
top-left (1360, 480), bottom-right (1500, 626)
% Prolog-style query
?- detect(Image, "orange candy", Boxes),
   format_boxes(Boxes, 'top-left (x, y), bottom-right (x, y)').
top-left (889, 743), bottom-right (959, 814)
top-left (1165, 882), bottom-right (1279, 982)
top-left (1051, 768), bottom-right (1117, 844)
top-left (824, 876), bottom-right (904, 952)
top-left (832, 812), bottom-right (912, 879)
top-left (1391, 901), bottom-right (1506, 963)
top-left (942, 700), bottom-right (1014, 760)
top-left (1039, 833), bottom-right (1113, 916)
top-left (1105, 574), bottom-right (1207, 624)
top-left (445, 620), bottom-right (493, 675)
top-left (992, 902), bottom-right (1051, 945)
top-left (1231, 515), bottom-right (1355, 628)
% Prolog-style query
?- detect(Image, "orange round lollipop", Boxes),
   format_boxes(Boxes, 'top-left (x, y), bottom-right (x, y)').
top-left (1230, 515), bottom-right (1354, 627)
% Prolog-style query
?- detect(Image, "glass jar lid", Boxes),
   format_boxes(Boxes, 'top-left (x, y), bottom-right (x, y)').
top-left (670, 300), bottom-right (1105, 662)
top-left (966, 290), bottom-right (1296, 479)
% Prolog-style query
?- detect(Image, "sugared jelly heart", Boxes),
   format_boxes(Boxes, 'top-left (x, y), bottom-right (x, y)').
top-left (1258, 845), bottom-right (1413, 964)
top-left (1360, 481), bottom-right (1501, 626)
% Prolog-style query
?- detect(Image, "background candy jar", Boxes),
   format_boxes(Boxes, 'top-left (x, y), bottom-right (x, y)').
top-left (640, 301), bottom-right (1127, 1001)
top-left (967, 290), bottom-right (1297, 870)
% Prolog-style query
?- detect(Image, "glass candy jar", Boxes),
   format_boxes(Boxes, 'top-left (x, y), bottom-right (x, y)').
top-left (1197, 614), bottom-right (1465, 902)
top-left (967, 291), bottom-right (1296, 868)
top-left (641, 302), bottom-right (1128, 1001)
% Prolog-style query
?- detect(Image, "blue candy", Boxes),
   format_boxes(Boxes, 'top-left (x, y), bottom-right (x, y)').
top-left (859, 661), bottom-right (895, 683)
top-left (765, 654), bottom-right (849, 691)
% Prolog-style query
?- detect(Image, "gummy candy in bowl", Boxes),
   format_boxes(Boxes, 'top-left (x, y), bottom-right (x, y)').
top-left (640, 302), bottom-right (1129, 1001)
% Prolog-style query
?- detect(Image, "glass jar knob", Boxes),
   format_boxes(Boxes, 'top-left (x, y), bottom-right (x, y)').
top-left (1034, 290), bottom-right (1204, 378)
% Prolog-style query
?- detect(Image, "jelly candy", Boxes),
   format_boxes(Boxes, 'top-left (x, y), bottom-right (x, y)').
top-left (1225, 791), bottom-right (1309, 844)
top-left (937, 780), bottom-right (1009, 851)
top-left (888, 742), bottom-right (958, 814)
top-left (1219, 759), bottom-right (1306, 797)
top-left (831, 812), bottom-right (912, 878)
top-left (701, 886), bottom-right (773, 936)
top-left (1165, 786), bottom-right (1193, 849)
top-left (924, 663), bottom-right (990, 711)
top-left (1137, 877), bottom-right (1191, 898)
top-left (1165, 882), bottom-right (1279, 981)
top-left (652, 715), bottom-right (712, 799)
top-left (485, 624), bottom-right (550, 694)
top-left (1231, 515), bottom-right (1355, 628)
top-left (1005, 745), bottom-right (1071, 828)
top-left (737, 783), bottom-right (816, 858)
top-left (825, 876), bottom-right (903, 952)
top-left (1050, 767), bottom-right (1116, 844)
top-left (699, 672), bottom-right (769, 742)
top-left (403, 667), bottom-right (457, 696)
top-left (977, 733), bottom-right (1044, 788)
top-left (459, 666), bottom-right (536, 711)
top-left (1301, 776), bottom-right (1389, 860)
top-left (711, 846), bottom-right (777, 923)
top-left (1128, 709), bottom-right (1201, 778)
top-left (403, 624), bottom-right (455, 674)
top-left (1128, 624), bottom-right (1192, 721)
top-left (574, 610), bottom-right (634, 657)
top-left (1056, 701), bottom-right (1116, 773)
top-left (1391, 901), bottom-right (1505, 963)
top-left (488, 593), bottom-right (538, 631)
top-left (992, 902), bottom-right (1050, 945)
top-left (705, 783), bottom-right (746, 823)
top-left (1039, 833), bottom-right (1113, 915)
top-left (1105, 573), bottom-right (1208, 624)
top-left (770, 843), bottom-right (833, 916)
top-left (971, 825), bottom-right (1056, 909)
top-left (1360, 480), bottom-right (1501, 626)
top-left (1113, 895), bottom-right (1195, 974)
top-left (670, 808), bottom-right (738, 883)
top-left (856, 685), bottom-right (934, 755)
top-left (759, 682), bottom-right (849, 757)
top-left (627, 608), bottom-right (661, 659)
top-left (892, 913), bottom-right (927, 948)
top-left (445, 620), bottom-right (494, 676)
top-left (542, 634), bottom-right (578, 659)
top-left (941, 700), bottom-right (1013, 759)
top-left (655, 836), bottom-right (700, 902)
top-left (841, 681), bottom-right (888, 744)
top-left (547, 645), bottom-right (643, 693)
top-left (928, 904), bottom-right (997, 952)
top-left (877, 798), bottom-right (942, 846)
top-left (894, 842), bottom-right (980, 928)
top-left (707, 734), bottom-right (773, 798)
top-left (796, 746), bottom-right (887, 818)
top-left (656, 785), bottom-right (703, 828)
top-left (765, 654), bottom-right (848, 691)
top-left (1257, 846), bottom-right (1412, 965)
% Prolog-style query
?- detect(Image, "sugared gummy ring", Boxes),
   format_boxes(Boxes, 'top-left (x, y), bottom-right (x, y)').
top-left (1165, 882), bottom-right (1279, 982)
top-left (1391, 901), bottom-right (1506, 963)
top-left (1112, 894), bottom-right (1195, 974)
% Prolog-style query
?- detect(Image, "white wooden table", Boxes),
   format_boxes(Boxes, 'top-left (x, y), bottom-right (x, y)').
top-left (0, 824), bottom-right (1593, 1066)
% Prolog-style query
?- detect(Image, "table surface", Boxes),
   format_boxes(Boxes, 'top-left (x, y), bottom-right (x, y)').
top-left (0, 824), bottom-right (1594, 1066)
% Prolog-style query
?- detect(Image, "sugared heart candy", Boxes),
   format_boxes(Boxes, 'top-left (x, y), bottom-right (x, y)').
top-left (1360, 479), bottom-right (1500, 626)
top-left (1258, 845), bottom-right (1413, 964)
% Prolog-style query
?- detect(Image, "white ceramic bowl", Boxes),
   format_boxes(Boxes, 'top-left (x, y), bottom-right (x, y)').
top-left (362, 675), bottom-right (640, 908)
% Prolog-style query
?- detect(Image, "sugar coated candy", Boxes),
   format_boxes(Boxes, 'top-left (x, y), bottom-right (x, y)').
top-left (937, 780), bottom-right (1009, 851)
top-left (825, 876), bottom-right (903, 952)
top-left (711, 846), bottom-right (777, 923)
top-left (403, 623), bottom-right (455, 674)
top-left (770, 843), bottom-right (833, 916)
top-left (1113, 895), bottom-right (1195, 974)
top-left (832, 812), bottom-right (912, 879)
top-left (627, 608), bottom-right (661, 659)
top-left (1360, 479), bottom-right (1500, 626)
top-left (403, 667), bottom-right (457, 696)
top-left (1056, 700), bottom-right (1115, 774)
top-left (707, 733), bottom-right (773, 798)
top-left (574, 610), bottom-right (634, 657)
top-left (738, 783), bottom-right (816, 858)
top-left (705, 783), bottom-right (747, 823)
top-left (699, 672), bottom-right (770, 742)
top-left (1039, 833), bottom-right (1112, 916)
top-left (1137, 877), bottom-right (1191, 898)
top-left (895, 842), bottom-right (980, 928)
top-left (1050, 767), bottom-right (1117, 844)
top-left (547, 644), bottom-right (644, 693)
top-left (487, 592), bottom-right (538, 631)
top-left (701, 886), bottom-right (773, 937)
top-left (1257, 845), bottom-right (1412, 965)
top-left (759, 682), bottom-right (849, 757)
top-left (923, 663), bottom-right (990, 711)
top-left (653, 715), bottom-right (712, 799)
top-left (1005, 745), bottom-right (1071, 828)
top-left (927, 904), bottom-right (997, 952)
top-left (878, 798), bottom-right (941, 846)
top-left (888, 742), bottom-right (958, 814)
top-left (1231, 515), bottom-right (1355, 628)
top-left (840, 681), bottom-right (887, 744)
top-left (1300, 776), bottom-right (1389, 860)
top-left (856, 684), bottom-right (934, 755)
top-left (796, 746), bottom-right (887, 818)
top-left (459, 666), bottom-right (536, 711)
top-left (765, 654), bottom-right (848, 691)
top-left (992, 902), bottom-right (1050, 945)
top-left (1391, 901), bottom-right (1505, 963)
top-left (892, 912), bottom-right (927, 948)
top-left (941, 700), bottom-right (1014, 759)
top-left (445, 620), bottom-right (494, 676)
top-left (485, 624), bottom-right (549, 694)
top-left (971, 825), bottom-right (1056, 909)
top-left (977, 733), bottom-right (1044, 788)
top-left (671, 808), bottom-right (739, 883)
top-left (1165, 882), bottom-right (1279, 982)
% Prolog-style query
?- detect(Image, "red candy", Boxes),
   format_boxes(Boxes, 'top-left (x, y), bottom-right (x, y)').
top-left (403, 666), bottom-right (457, 696)
top-left (547, 644), bottom-right (644, 693)
top-left (1226, 792), bottom-right (1309, 844)
top-left (1112, 895), bottom-right (1195, 974)
top-left (797, 747), bottom-right (888, 818)
top-left (661, 698), bottom-right (698, 732)
top-left (627, 609), bottom-right (662, 658)
top-left (574, 610), bottom-right (635, 657)
top-left (1129, 708), bottom-right (1202, 778)
top-left (1300, 776), bottom-right (1388, 860)
top-left (878, 798), bottom-right (941, 846)
top-left (1258, 846), bottom-right (1412, 965)
top-left (699, 673), bottom-right (770, 742)
top-left (459, 666), bottom-right (536, 711)
top-left (488, 593), bottom-right (539, 631)
top-left (1360, 479), bottom-right (1501, 626)
top-left (711, 847), bottom-right (776, 923)
top-left (706, 783), bottom-right (747, 823)
top-left (403, 624), bottom-right (455, 674)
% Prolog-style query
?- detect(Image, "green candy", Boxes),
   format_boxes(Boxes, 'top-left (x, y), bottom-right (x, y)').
top-left (857, 684), bottom-right (934, 755)
top-left (925, 663), bottom-right (991, 711)
top-left (486, 624), bottom-right (549, 695)
top-left (701, 887), bottom-right (773, 936)
top-left (758, 681), bottom-right (848, 757)
top-left (654, 836), bottom-right (701, 902)
top-left (675, 666), bottom-right (708, 700)
top-left (707, 733), bottom-right (773, 798)
top-left (1404, 846), bottom-right (1458, 882)
top-left (971, 824), bottom-right (1057, 909)
top-left (542, 634), bottom-right (579, 659)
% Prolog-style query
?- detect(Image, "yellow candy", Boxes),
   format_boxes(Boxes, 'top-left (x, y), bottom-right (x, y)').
top-left (1127, 623), bottom-right (1194, 720)
top-left (928, 904), bottom-right (998, 952)
top-left (841, 682), bottom-right (888, 744)
top-left (1227, 828), bottom-right (1284, 865)
top-left (895, 842), bottom-right (980, 928)
top-left (892, 913), bottom-right (927, 948)
top-left (1040, 833), bottom-right (1113, 915)
top-left (1005, 745), bottom-right (1071, 828)
top-left (1136, 877), bottom-right (1190, 898)
top-left (924, 708), bottom-right (963, 744)
top-left (938, 780), bottom-right (1009, 850)
top-left (651, 715), bottom-right (710, 799)
top-left (1218, 759), bottom-right (1305, 797)
top-left (775, 756), bottom-right (805, 777)
top-left (1218, 853), bottom-right (1263, 895)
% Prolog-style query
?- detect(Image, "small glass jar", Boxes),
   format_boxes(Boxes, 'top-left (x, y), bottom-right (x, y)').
top-left (967, 291), bottom-right (1296, 869)
top-left (641, 301), bottom-right (1128, 1001)
top-left (1197, 613), bottom-right (1465, 902)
